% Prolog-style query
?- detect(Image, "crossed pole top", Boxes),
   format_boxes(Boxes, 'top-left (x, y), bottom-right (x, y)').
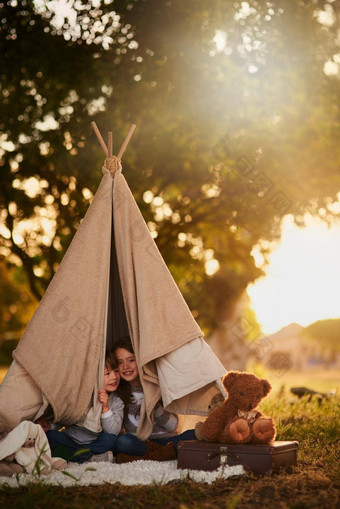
top-left (91, 121), bottom-right (136, 161)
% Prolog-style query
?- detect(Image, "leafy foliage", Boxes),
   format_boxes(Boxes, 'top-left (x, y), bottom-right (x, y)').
top-left (0, 0), bottom-right (340, 334)
top-left (0, 258), bottom-right (36, 340)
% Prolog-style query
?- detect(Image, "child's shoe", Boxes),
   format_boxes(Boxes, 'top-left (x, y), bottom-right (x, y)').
top-left (89, 451), bottom-right (114, 462)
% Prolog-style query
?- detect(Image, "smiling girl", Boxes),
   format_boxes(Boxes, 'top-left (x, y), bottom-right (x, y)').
top-left (113, 337), bottom-right (196, 461)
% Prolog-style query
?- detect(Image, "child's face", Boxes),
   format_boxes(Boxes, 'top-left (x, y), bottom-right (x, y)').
top-left (104, 366), bottom-right (120, 393)
top-left (115, 348), bottom-right (140, 386)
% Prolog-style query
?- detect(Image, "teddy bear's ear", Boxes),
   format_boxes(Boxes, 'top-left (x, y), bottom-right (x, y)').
top-left (261, 379), bottom-right (272, 396)
top-left (222, 371), bottom-right (239, 389)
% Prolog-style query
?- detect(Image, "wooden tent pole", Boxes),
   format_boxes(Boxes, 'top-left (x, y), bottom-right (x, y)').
top-left (91, 121), bottom-right (136, 160)
top-left (117, 124), bottom-right (136, 160)
top-left (91, 121), bottom-right (108, 156)
top-left (108, 132), bottom-right (113, 159)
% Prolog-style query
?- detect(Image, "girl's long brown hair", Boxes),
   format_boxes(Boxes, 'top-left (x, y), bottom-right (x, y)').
top-left (112, 337), bottom-right (136, 421)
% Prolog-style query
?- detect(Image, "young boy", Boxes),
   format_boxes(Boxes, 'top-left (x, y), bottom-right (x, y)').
top-left (36, 351), bottom-right (124, 463)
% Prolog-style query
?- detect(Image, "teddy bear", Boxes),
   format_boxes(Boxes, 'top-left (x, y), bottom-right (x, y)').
top-left (14, 435), bottom-right (65, 475)
top-left (196, 371), bottom-right (276, 444)
top-left (0, 420), bottom-right (67, 476)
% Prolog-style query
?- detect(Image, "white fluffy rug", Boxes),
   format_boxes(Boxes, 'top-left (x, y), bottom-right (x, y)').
top-left (0, 460), bottom-right (245, 488)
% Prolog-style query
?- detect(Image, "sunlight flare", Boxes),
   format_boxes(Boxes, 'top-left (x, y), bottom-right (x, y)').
top-left (248, 214), bottom-right (340, 334)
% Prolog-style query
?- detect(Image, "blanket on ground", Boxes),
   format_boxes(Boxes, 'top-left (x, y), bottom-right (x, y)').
top-left (0, 459), bottom-right (245, 486)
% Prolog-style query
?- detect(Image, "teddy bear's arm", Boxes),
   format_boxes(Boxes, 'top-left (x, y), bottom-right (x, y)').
top-left (201, 404), bottom-right (228, 442)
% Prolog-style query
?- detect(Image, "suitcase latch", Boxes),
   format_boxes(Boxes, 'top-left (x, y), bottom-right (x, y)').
top-left (220, 446), bottom-right (228, 466)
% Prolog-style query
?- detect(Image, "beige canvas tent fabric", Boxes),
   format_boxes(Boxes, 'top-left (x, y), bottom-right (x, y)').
top-left (112, 171), bottom-right (225, 439)
top-left (1, 172), bottom-right (113, 429)
top-left (0, 360), bottom-right (45, 429)
top-left (0, 162), bottom-right (225, 439)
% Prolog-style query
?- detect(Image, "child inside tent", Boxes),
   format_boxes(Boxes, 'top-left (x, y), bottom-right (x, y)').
top-left (113, 337), bottom-right (196, 462)
top-left (36, 351), bottom-right (124, 463)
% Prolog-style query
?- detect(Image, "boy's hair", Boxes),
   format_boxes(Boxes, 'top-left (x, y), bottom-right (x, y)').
top-left (105, 350), bottom-right (118, 371)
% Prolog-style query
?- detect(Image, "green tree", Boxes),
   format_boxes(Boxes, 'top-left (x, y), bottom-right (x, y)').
top-left (0, 257), bottom-right (36, 364)
top-left (304, 319), bottom-right (340, 352)
top-left (1, 0), bottom-right (339, 335)
top-left (0, 257), bottom-right (35, 337)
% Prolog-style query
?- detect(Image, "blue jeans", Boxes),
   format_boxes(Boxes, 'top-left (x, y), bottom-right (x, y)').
top-left (151, 428), bottom-right (197, 452)
top-left (46, 430), bottom-right (118, 463)
top-left (115, 428), bottom-right (197, 456)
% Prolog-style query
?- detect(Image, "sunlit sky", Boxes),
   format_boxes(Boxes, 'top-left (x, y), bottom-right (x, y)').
top-left (247, 213), bottom-right (340, 335)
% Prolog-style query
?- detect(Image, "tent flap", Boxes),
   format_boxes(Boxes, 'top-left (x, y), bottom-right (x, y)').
top-left (112, 171), bottom-right (226, 438)
top-left (156, 337), bottom-right (226, 409)
top-left (11, 172), bottom-right (114, 426)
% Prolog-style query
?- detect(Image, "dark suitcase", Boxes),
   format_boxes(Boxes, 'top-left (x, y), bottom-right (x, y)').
top-left (177, 440), bottom-right (298, 475)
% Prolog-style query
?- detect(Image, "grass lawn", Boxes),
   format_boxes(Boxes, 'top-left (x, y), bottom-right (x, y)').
top-left (0, 366), bottom-right (339, 508)
top-left (264, 367), bottom-right (340, 395)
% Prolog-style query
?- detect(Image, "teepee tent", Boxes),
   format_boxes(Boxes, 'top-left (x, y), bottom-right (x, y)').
top-left (0, 124), bottom-right (226, 439)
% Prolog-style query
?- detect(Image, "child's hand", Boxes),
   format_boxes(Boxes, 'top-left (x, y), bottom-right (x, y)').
top-left (98, 389), bottom-right (109, 413)
top-left (35, 418), bottom-right (51, 432)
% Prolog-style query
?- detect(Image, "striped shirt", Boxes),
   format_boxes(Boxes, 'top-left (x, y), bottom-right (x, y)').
top-left (124, 386), bottom-right (178, 439)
